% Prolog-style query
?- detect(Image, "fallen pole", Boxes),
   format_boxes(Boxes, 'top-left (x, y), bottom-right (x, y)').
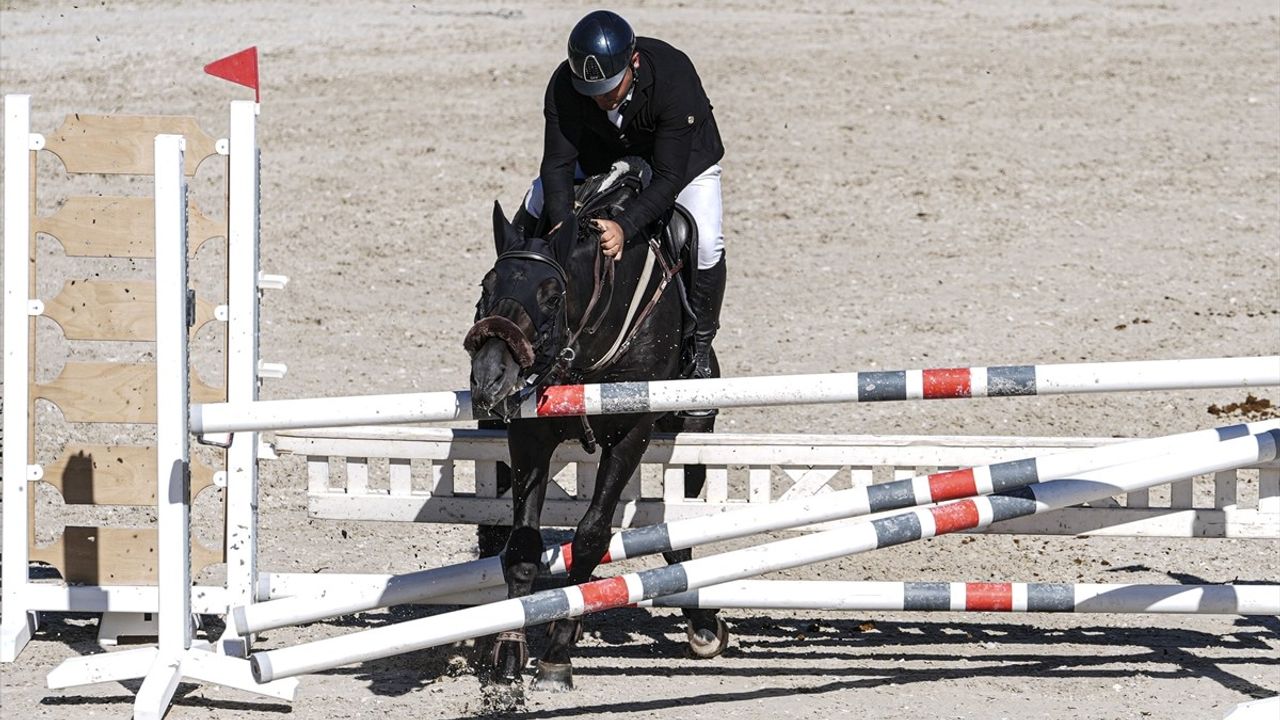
top-left (261, 578), bottom-right (1280, 615)
top-left (234, 420), bottom-right (1277, 635)
top-left (247, 428), bottom-right (1279, 682)
top-left (192, 355), bottom-right (1280, 433)
top-left (642, 581), bottom-right (1280, 615)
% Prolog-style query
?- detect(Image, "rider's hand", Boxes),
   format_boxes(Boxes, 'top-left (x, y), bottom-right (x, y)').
top-left (593, 219), bottom-right (625, 259)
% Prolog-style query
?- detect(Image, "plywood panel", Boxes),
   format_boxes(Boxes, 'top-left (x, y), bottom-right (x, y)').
top-left (41, 444), bottom-right (218, 505)
top-left (29, 526), bottom-right (223, 586)
top-left (35, 196), bottom-right (223, 258)
top-left (42, 114), bottom-right (218, 176)
top-left (37, 362), bottom-right (224, 423)
top-left (44, 279), bottom-right (217, 340)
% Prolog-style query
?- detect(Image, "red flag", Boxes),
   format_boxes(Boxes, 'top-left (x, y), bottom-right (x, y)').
top-left (204, 47), bottom-right (260, 102)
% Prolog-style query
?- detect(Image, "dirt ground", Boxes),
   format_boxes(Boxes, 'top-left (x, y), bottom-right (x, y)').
top-left (2, 0), bottom-right (1279, 718)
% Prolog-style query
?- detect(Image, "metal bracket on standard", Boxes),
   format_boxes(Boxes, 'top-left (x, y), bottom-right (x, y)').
top-left (257, 361), bottom-right (288, 379)
top-left (257, 272), bottom-right (288, 290)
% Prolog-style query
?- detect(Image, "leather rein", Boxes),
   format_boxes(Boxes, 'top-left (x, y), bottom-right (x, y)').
top-left (509, 222), bottom-right (682, 398)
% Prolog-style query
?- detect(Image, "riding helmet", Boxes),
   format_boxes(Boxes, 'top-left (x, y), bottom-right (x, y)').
top-left (567, 10), bottom-right (636, 96)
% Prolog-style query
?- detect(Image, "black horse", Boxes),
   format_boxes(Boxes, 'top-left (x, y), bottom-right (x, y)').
top-left (466, 160), bottom-right (727, 691)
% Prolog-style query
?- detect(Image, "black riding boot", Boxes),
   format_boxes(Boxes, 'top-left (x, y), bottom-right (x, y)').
top-left (685, 254), bottom-right (726, 380)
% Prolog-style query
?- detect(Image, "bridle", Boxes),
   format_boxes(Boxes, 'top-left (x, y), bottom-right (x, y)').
top-left (465, 161), bottom-right (682, 430)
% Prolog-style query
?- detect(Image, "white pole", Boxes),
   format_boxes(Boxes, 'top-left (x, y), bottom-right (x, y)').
top-left (1, 94), bottom-right (36, 662)
top-left (192, 356), bottom-right (1280, 434)
top-left (248, 429), bottom-right (1278, 682)
top-left (153, 134), bottom-right (192, 656)
top-left (260, 577), bottom-right (1280, 616)
top-left (640, 581), bottom-right (1280, 615)
top-left (234, 420), bottom-right (1278, 635)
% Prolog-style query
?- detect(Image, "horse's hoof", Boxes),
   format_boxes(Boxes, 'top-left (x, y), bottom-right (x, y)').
top-left (531, 660), bottom-right (575, 692)
top-left (687, 617), bottom-right (730, 659)
top-left (486, 631), bottom-right (529, 685)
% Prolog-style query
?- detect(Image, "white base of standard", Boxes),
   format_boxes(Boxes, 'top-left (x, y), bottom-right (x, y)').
top-left (46, 642), bottom-right (298, 719)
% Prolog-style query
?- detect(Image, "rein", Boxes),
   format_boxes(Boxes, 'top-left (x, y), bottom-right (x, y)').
top-left (473, 159), bottom-right (681, 439)
top-left (513, 223), bottom-right (681, 400)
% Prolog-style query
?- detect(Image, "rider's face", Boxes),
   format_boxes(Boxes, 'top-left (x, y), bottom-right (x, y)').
top-left (592, 55), bottom-right (637, 112)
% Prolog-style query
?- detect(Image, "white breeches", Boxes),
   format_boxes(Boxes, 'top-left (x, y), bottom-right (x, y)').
top-left (522, 163), bottom-right (724, 270)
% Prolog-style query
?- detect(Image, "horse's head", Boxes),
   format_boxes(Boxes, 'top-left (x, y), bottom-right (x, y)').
top-left (465, 202), bottom-right (571, 418)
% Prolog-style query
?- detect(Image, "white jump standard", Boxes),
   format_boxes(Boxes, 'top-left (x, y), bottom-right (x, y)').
top-left (191, 355), bottom-right (1280, 433)
top-left (247, 428), bottom-right (1280, 682)
top-left (233, 419), bottom-right (1280, 635)
top-left (43, 130), bottom-right (297, 719)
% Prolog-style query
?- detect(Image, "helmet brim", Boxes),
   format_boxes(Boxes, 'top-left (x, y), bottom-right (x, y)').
top-left (571, 67), bottom-right (626, 97)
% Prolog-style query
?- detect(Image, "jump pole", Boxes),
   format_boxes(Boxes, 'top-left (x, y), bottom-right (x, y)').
top-left (642, 581), bottom-right (1280, 615)
top-left (263, 577), bottom-right (1280, 615)
top-left (233, 419), bottom-right (1278, 635)
top-left (192, 355), bottom-right (1280, 434)
top-left (247, 428), bottom-right (1280, 682)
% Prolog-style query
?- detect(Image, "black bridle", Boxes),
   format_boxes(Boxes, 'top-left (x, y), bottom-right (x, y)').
top-left (492, 249), bottom-right (576, 392)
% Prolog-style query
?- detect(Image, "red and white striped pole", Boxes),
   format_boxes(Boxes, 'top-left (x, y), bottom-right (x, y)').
top-left (247, 428), bottom-right (1279, 682)
top-left (641, 580), bottom-right (1280, 615)
top-left (193, 355), bottom-right (1280, 434)
top-left (233, 420), bottom-right (1277, 635)
top-left (296, 580), bottom-right (1280, 616)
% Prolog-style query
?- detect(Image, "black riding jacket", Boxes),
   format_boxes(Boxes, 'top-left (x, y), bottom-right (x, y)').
top-left (540, 37), bottom-right (725, 242)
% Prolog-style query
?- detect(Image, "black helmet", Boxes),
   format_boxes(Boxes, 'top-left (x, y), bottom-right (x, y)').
top-left (567, 10), bottom-right (635, 96)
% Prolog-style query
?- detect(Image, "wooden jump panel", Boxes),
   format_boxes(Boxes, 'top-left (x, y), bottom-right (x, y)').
top-left (44, 279), bottom-right (218, 341)
top-left (40, 444), bottom-right (218, 505)
top-left (29, 526), bottom-right (223, 586)
top-left (34, 196), bottom-right (222, 258)
top-left (37, 362), bottom-right (224, 423)
top-left (42, 114), bottom-right (218, 176)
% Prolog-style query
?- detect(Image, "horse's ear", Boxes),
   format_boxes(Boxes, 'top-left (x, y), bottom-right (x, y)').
top-left (492, 201), bottom-right (508, 255)
top-left (492, 200), bottom-right (521, 255)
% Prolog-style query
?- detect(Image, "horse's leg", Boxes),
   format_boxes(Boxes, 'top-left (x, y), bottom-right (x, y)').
top-left (489, 422), bottom-right (557, 687)
top-left (659, 351), bottom-right (730, 658)
top-left (533, 417), bottom-right (656, 691)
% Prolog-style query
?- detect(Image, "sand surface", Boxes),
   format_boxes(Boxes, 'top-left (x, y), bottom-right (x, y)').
top-left (1, 1), bottom-right (1278, 718)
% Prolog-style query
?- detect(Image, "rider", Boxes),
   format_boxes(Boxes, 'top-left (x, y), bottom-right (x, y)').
top-left (516, 9), bottom-right (727, 380)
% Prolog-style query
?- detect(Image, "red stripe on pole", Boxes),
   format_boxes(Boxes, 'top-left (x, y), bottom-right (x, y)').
top-left (965, 582), bottom-right (1013, 611)
top-left (558, 542), bottom-right (573, 571)
top-left (599, 549), bottom-right (612, 564)
top-left (930, 500), bottom-right (980, 534)
top-left (580, 576), bottom-right (631, 612)
top-left (927, 468), bottom-right (977, 501)
top-left (204, 47), bottom-right (260, 102)
top-left (537, 384), bottom-right (586, 416)
top-left (922, 368), bottom-right (971, 398)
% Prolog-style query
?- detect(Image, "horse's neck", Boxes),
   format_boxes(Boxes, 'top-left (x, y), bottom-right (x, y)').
top-left (564, 238), bottom-right (650, 365)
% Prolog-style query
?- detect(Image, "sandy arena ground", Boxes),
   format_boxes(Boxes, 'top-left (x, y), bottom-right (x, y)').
top-left (1, 1), bottom-right (1278, 718)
